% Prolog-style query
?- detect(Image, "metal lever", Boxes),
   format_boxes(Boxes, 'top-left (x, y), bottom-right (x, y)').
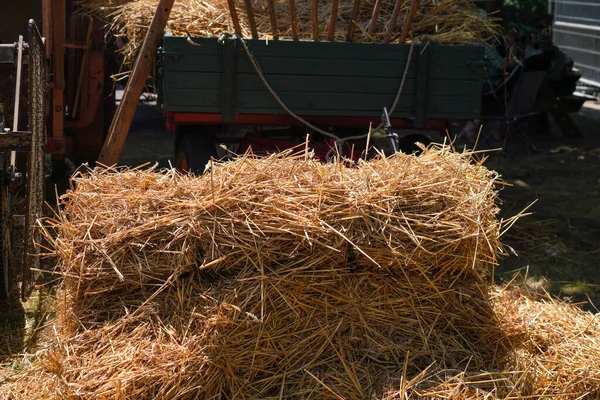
top-left (382, 107), bottom-right (398, 153)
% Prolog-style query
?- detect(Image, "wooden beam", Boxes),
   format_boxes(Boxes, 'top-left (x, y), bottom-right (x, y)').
top-left (289, 0), bottom-right (300, 40)
top-left (384, 0), bottom-right (403, 43)
top-left (243, 0), bottom-right (259, 39)
top-left (400, 0), bottom-right (419, 43)
top-left (367, 0), bottom-right (383, 41)
top-left (311, 0), bottom-right (319, 40)
top-left (226, 0), bottom-right (243, 35)
top-left (346, 0), bottom-right (361, 42)
top-left (327, 0), bottom-right (340, 41)
top-left (267, 0), bottom-right (279, 39)
top-left (98, 0), bottom-right (175, 166)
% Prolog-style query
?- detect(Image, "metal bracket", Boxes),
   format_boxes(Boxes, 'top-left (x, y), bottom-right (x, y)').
top-left (382, 107), bottom-right (398, 153)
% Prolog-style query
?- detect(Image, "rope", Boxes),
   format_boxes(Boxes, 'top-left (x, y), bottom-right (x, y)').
top-left (233, 33), bottom-right (416, 148)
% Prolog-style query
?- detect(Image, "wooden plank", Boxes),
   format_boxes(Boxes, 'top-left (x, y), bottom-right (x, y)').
top-left (414, 45), bottom-right (430, 128)
top-left (221, 39), bottom-right (236, 122)
top-left (427, 96), bottom-right (481, 115)
top-left (98, 0), bottom-right (175, 165)
top-left (164, 71), bottom-right (479, 96)
top-left (167, 89), bottom-right (222, 108)
top-left (165, 36), bottom-right (476, 61)
top-left (168, 89), bottom-right (408, 111)
top-left (163, 36), bottom-right (484, 61)
top-left (429, 64), bottom-right (482, 80)
top-left (167, 55), bottom-right (417, 78)
top-left (166, 88), bottom-right (479, 117)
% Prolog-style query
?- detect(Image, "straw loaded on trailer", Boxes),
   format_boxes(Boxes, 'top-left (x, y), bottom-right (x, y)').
top-left (96, 0), bottom-right (494, 171)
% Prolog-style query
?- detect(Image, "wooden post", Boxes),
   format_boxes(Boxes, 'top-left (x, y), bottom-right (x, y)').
top-left (327, 0), bottom-right (340, 41)
top-left (367, 0), bottom-right (383, 41)
top-left (346, 0), bottom-right (361, 42)
top-left (289, 0), bottom-right (300, 40)
top-left (226, 0), bottom-right (243, 35)
top-left (311, 0), bottom-right (319, 40)
top-left (98, 0), bottom-right (175, 166)
top-left (400, 0), bottom-right (419, 43)
top-left (267, 0), bottom-right (278, 39)
top-left (243, 0), bottom-right (259, 39)
top-left (384, 0), bottom-right (403, 43)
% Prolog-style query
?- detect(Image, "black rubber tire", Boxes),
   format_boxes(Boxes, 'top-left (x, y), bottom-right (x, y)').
top-left (175, 131), bottom-right (218, 175)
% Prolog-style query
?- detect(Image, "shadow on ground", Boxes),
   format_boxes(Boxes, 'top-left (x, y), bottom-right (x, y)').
top-left (480, 107), bottom-right (600, 310)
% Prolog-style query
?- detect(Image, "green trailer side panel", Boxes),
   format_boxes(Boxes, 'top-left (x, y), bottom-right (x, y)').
top-left (161, 36), bottom-right (484, 121)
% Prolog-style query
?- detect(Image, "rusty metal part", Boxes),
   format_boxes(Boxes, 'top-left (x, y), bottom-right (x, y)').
top-left (0, 132), bottom-right (33, 151)
top-left (22, 20), bottom-right (46, 300)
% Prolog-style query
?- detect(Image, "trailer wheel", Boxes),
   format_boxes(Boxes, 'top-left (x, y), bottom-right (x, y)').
top-left (175, 133), bottom-right (217, 175)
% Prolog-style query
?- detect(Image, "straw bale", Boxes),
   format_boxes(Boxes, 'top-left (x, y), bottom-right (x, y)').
top-left (49, 149), bottom-right (502, 323)
top-left (79, 0), bottom-right (501, 68)
top-left (3, 149), bottom-right (599, 399)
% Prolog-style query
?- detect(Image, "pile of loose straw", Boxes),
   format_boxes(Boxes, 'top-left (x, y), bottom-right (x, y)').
top-left (1, 149), bottom-right (599, 399)
top-left (80, 0), bottom-right (501, 67)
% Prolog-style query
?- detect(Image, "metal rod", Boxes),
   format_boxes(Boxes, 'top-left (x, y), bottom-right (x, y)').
top-left (289, 0), bottom-right (300, 40)
top-left (367, 0), bottom-right (384, 41)
top-left (267, 0), bottom-right (278, 39)
top-left (346, 0), bottom-right (361, 42)
top-left (385, 0), bottom-right (403, 43)
top-left (243, 0), bottom-right (259, 39)
top-left (327, 0), bottom-right (340, 41)
top-left (400, 0), bottom-right (419, 43)
top-left (12, 36), bottom-right (24, 133)
top-left (226, 0), bottom-right (243, 35)
top-left (10, 35), bottom-right (24, 170)
top-left (311, 0), bottom-right (319, 40)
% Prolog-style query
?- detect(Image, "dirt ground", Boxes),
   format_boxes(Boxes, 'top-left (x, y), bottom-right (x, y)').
top-left (482, 106), bottom-right (600, 310)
